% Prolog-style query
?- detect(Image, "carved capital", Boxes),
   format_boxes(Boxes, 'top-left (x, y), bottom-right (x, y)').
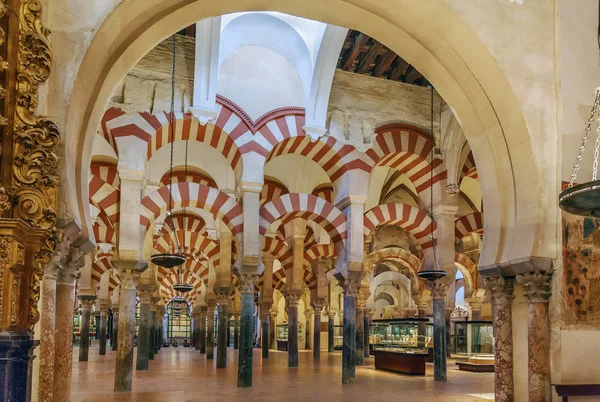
top-left (483, 276), bottom-right (515, 305)
top-left (78, 295), bottom-right (96, 312)
top-left (516, 270), bottom-right (552, 303)
top-left (311, 298), bottom-right (326, 313)
top-left (214, 287), bottom-right (231, 305)
top-left (238, 273), bottom-right (258, 295)
top-left (286, 292), bottom-right (302, 307)
top-left (426, 280), bottom-right (449, 300)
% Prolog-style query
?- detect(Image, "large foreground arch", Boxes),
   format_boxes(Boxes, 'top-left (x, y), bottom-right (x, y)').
top-left (65, 0), bottom-right (545, 266)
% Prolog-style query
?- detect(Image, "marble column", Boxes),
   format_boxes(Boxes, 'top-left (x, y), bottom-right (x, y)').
top-left (37, 261), bottom-right (59, 402)
top-left (363, 311), bottom-right (370, 358)
top-left (111, 307), bottom-right (119, 351)
top-left (149, 299), bottom-right (158, 360)
top-left (114, 264), bottom-right (144, 392)
top-left (53, 264), bottom-right (80, 402)
top-left (269, 312), bottom-right (276, 350)
top-left (328, 311), bottom-right (335, 352)
top-left (98, 303), bottom-right (109, 355)
top-left (517, 270), bottom-right (553, 402)
top-left (286, 293), bottom-right (301, 368)
top-left (428, 280), bottom-right (449, 382)
top-left (234, 314), bottom-right (240, 350)
top-left (193, 308), bottom-right (201, 351)
top-left (304, 309), bottom-right (313, 350)
top-left (484, 276), bottom-right (515, 402)
top-left (355, 305), bottom-right (365, 365)
top-left (199, 307), bottom-right (207, 353)
top-left (78, 295), bottom-right (96, 361)
top-left (312, 302), bottom-right (325, 359)
top-left (136, 290), bottom-right (152, 370)
top-left (216, 291), bottom-right (230, 368)
top-left (467, 297), bottom-right (483, 321)
top-left (261, 309), bottom-right (270, 358)
top-left (237, 274), bottom-right (258, 388)
top-left (341, 275), bottom-right (360, 384)
top-left (206, 303), bottom-right (216, 359)
top-left (417, 303), bottom-right (427, 348)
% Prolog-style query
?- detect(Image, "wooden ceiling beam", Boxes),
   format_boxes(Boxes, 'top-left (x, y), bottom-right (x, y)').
top-left (357, 42), bottom-right (383, 74)
top-left (373, 50), bottom-right (397, 78)
top-left (342, 33), bottom-right (369, 71)
top-left (389, 58), bottom-right (410, 80)
top-left (404, 67), bottom-right (422, 84)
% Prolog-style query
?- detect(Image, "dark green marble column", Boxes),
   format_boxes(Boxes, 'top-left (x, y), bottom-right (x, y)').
top-left (363, 313), bottom-right (370, 358)
top-left (304, 310), bottom-right (312, 350)
top-left (78, 296), bottom-right (96, 361)
top-left (431, 289), bottom-right (448, 382)
top-left (342, 292), bottom-right (356, 384)
top-left (328, 312), bottom-right (335, 352)
top-left (313, 308), bottom-right (323, 359)
top-left (261, 311), bottom-right (269, 358)
top-left (287, 294), bottom-right (300, 368)
top-left (148, 305), bottom-right (157, 361)
top-left (207, 304), bottom-right (215, 359)
top-left (234, 314), bottom-right (240, 350)
top-left (237, 275), bottom-right (257, 388)
top-left (355, 307), bottom-right (364, 365)
top-left (269, 312), bottom-right (276, 350)
top-left (216, 293), bottom-right (229, 368)
top-left (136, 298), bottom-right (151, 371)
top-left (99, 306), bottom-right (108, 355)
top-left (193, 311), bottom-right (201, 351)
top-left (199, 308), bottom-right (207, 353)
top-left (111, 308), bottom-right (119, 351)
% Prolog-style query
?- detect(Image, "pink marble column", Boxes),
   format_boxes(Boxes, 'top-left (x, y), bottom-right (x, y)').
top-left (484, 276), bottom-right (515, 402)
top-left (53, 268), bottom-right (79, 402)
top-left (37, 262), bottom-right (59, 402)
top-left (517, 269), bottom-right (553, 402)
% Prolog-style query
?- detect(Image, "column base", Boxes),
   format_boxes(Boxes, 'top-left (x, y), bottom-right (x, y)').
top-left (0, 335), bottom-right (38, 402)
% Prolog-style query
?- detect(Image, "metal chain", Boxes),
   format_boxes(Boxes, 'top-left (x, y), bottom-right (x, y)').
top-left (167, 34), bottom-right (182, 254)
top-left (594, 104), bottom-right (600, 181)
top-left (569, 88), bottom-right (600, 187)
top-left (429, 86), bottom-right (440, 271)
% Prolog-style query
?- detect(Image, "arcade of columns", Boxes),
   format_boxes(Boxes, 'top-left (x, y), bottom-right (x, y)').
top-left (0, 3), bottom-right (558, 402)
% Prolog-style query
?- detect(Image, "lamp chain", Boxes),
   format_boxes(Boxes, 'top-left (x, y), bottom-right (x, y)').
top-left (569, 88), bottom-right (600, 187)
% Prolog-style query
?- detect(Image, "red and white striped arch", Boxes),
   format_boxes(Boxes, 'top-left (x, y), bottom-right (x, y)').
top-left (261, 177), bottom-right (289, 206)
top-left (167, 212), bottom-right (208, 234)
top-left (364, 203), bottom-right (437, 249)
top-left (90, 161), bottom-right (120, 188)
top-left (304, 244), bottom-right (335, 264)
top-left (312, 183), bottom-right (333, 204)
top-left (262, 236), bottom-right (292, 264)
top-left (154, 231), bottom-right (220, 267)
top-left (91, 254), bottom-right (113, 286)
top-left (455, 212), bottom-right (483, 242)
top-left (366, 124), bottom-right (447, 194)
top-left (159, 168), bottom-right (217, 189)
top-left (259, 193), bottom-right (347, 247)
top-left (140, 182), bottom-right (243, 237)
top-left (455, 252), bottom-right (478, 290)
top-left (92, 221), bottom-right (116, 245)
top-left (460, 151), bottom-right (478, 182)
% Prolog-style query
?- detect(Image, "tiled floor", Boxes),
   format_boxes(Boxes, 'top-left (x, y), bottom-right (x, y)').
top-left (71, 346), bottom-right (494, 401)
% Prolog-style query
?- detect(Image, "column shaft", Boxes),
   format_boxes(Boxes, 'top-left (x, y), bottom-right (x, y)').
top-left (207, 308), bottom-right (215, 359)
top-left (194, 316), bottom-right (200, 351)
top-left (38, 272), bottom-right (57, 402)
top-left (234, 318), bottom-right (239, 350)
top-left (417, 308), bottom-right (427, 348)
top-left (363, 314), bottom-right (370, 358)
top-left (342, 294), bottom-right (356, 384)
top-left (217, 304), bottom-right (228, 368)
top-left (433, 298), bottom-right (447, 381)
top-left (114, 287), bottom-right (136, 392)
top-left (111, 310), bottom-right (119, 351)
top-left (313, 313), bottom-right (322, 359)
top-left (53, 281), bottom-right (76, 402)
top-left (238, 288), bottom-right (256, 387)
top-left (78, 298), bottom-right (94, 361)
top-left (355, 308), bottom-right (364, 365)
top-left (261, 314), bottom-right (269, 358)
top-left (288, 302), bottom-right (299, 367)
top-left (199, 313), bottom-right (207, 353)
top-left (99, 310), bottom-right (108, 355)
top-left (136, 302), bottom-right (151, 370)
top-left (148, 310), bottom-right (156, 360)
top-left (490, 283), bottom-right (515, 402)
top-left (528, 302), bottom-right (551, 402)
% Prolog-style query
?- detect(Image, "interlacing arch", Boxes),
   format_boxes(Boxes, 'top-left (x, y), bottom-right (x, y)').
top-left (304, 244), bottom-right (335, 264)
top-left (140, 182), bottom-right (243, 237)
top-left (261, 177), bottom-right (289, 206)
top-left (89, 160), bottom-right (120, 244)
top-left (455, 212), bottom-right (483, 242)
top-left (365, 247), bottom-right (422, 294)
top-left (261, 236), bottom-right (292, 266)
top-left (365, 124), bottom-right (447, 195)
top-left (259, 193), bottom-right (347, 247)
top-left (364, 203), bottom-right (437, 249)
top-left (91, 252), bottom-right (113, 286)
top-left (154, 231), bottom-right (221, 267)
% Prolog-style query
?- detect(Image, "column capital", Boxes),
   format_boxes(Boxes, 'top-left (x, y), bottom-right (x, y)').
top-left (426, 279), bottom-right (449, 300)
top-left (311, 298), bottom-right (326, 313)
top-left (215, 287), bottom-right (231, 305)
top-left (238, 273), bottom-right (258, 294)
top-left (56, 244), bottom-right (87, 284)
top-left (304, 308), bottom-right (314, 319)
top-left (137, 284), bottom-right (156, 303)
top-left (516, 270), bottom-right (552, 302)
top-left (336, 270), bottom-right (363, 296)
top-left (286, 292), bottom-right (302, 307)
top-left (78, 295), bottom-right (96, 310)
top-left (465, 297), bottom-right (484, 312)
top-left (483, 276), bottom-right (515, 305)
top-left (113, 260), bottom-right (147, 290)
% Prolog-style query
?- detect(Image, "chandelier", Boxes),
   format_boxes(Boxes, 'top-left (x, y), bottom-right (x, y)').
top-left (559, 88), bottom-right (600, 217)
top-left (418, 87), bottom-right (447, 282)
top-left (150, 34), bottom-right (185, 269)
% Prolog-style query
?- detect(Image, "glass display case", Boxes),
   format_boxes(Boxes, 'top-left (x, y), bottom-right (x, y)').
top-left (276, 324), bottom-right (288, 351)
top-left (369, 319), bottom-right (433, 350)
top-left (333, 325), bottom-right (343, 350)
top-left (453, 321), bottom-right (495, 372)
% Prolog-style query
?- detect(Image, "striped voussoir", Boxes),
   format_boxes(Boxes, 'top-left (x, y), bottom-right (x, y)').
top-left (140, 182), bottom-right (243, 237)
top-left (154, 231), bottom-right (220, 267)
top-left (455, 252), bottom-right (478, 289)
top-left (262, 236), bottom-right (292, 263)
top-left (311, 183), bottom-right (334, 204)
top-left (366, 247), bottom-right (422, 275)
top-left (366, 124), bottom-right (448, 194)
top-left (92, 222), bottom-right (116, 245)
top-left (460, 151), bottom-right (476, 182)
top-left (91, 253), bottom-right (113, 287)
top-left (454, 212), bottom-right (483, 242)
top-left (364, 203), bottom-right (437, 249)
top-left (259, 193), bottom-right (347, 247)
top-left (159, 168), bottom-right (217, 189)
top-left (304, 244), bottom-right (335, 264)
top-left (261, 177), bottom-right (289, 206)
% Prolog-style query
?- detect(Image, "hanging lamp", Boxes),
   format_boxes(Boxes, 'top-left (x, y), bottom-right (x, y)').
top-left (150, 34), bottom-right (186, 269)
top-left (418, 87), bottom-right (447, 282)
top-left (559, 88), bottom-right (600, 217)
